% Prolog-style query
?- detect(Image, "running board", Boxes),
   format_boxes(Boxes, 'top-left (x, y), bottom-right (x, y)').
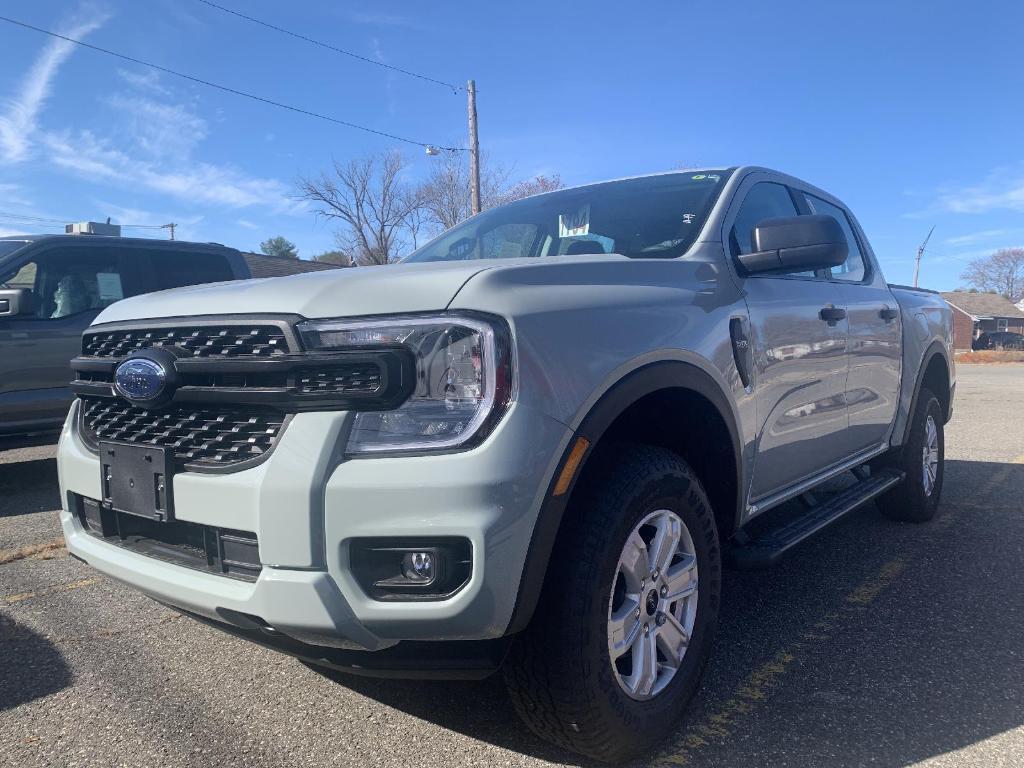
top-left (728, 469), bottom-right (904, 570)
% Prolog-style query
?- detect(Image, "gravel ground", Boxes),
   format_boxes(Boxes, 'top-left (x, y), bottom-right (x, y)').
top-left (1, 364), bottom-right (1022, 767)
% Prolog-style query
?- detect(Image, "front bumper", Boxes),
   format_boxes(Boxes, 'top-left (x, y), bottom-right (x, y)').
top-left (58, 400), bottom-right (571, 652)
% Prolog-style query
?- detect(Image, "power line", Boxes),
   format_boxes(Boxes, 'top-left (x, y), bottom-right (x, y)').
top-left (0, 15), bottom-right (464, 151)
top-left (194, 0), bottom-right (463, 93)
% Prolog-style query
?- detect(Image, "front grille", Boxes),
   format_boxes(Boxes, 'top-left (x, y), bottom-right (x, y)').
top-left (296, 364), bottom-right (383, 394)
top-left (83, 325), bottom-right (290, 358)
top-left (75, 495), bottom-right (261, 582)
top-left (80, 397), bottom-right (285, 468)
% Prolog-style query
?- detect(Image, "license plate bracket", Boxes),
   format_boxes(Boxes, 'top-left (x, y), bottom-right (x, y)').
top-left (99, 442), bottom-right (175, 521)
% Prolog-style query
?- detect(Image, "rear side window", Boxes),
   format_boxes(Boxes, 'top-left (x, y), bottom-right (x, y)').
top-left (148, 250), bottom-right (236, 291)
top-left (803, 194), bottom-right (867, 282)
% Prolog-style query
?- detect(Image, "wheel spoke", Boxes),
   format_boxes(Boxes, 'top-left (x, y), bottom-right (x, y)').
top-left (619, 531), bottom-right (649, 591)
top-left (656, 613), bottom-right (689, 667)
top-left (608, 598), bottom-right (642, 659)
top-left (628, 632), bottom-right (658, 697)
top-left (648, 513), bottom-right (682, 575)
top-left (663, 553), bottom-right (697, 601)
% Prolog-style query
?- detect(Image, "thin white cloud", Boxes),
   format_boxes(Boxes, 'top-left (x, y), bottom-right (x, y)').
top-left (944, 229), bottom-right (1014, 246)
top-left (0, 183), bottom-right (33, 207)
top-left (909, 168), bottom-right (1024, 218)
top-left (349, 12), bottom-right (422, 28)
top-left (105, 93), bottom-right (208, 159)
top-left (236, 219), bottom-right (259, 230)
top-left (43, 129), bottom-right (303, 212)
top-left (0, 5), bottom-right (109, 163)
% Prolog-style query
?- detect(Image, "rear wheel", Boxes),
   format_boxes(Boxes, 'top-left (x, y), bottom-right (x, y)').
top-left (875, 387), bottom-right (944, 522)
top-left (504, 445), bottom-right (721, 763)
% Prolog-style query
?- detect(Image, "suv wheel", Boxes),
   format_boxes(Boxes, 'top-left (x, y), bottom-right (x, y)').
top-left (504, 444), bottom-right (721, 763)
top-left (875, 387), bottom-right (945, 522)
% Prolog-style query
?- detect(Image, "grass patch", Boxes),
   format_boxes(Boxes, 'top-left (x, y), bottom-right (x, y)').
top-left (0, 539), bottom-right (66, 565)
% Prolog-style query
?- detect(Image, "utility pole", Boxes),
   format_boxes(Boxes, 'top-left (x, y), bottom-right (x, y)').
top-left (913, 225), bottom-right (935, 288)
top-left (467, 79), bottom-right (481, 215)
top-left (161, 222), bottom-right (176, 241)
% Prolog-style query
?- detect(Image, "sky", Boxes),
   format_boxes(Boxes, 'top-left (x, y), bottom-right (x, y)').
top-left (0, 0), bottom-right (1022, 289)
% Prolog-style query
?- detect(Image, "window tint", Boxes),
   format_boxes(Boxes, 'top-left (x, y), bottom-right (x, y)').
top-left (0, 249), bottom-right (136, 320)
top-left (149, 250), bottom-right (235, 291)
top-left (804, 194), bottom-right (867, 282)
top-left (731, 182), bottom-right (798, 256)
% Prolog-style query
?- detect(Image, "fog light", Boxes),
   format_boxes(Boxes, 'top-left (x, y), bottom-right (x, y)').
top-left (402, 552), bottom-right (435, 583)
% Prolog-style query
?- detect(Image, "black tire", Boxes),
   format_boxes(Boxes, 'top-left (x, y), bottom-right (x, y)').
top-left (503, 444), bottom-right (721, 763)
top-left (875, 387), bottom-right (945, 522)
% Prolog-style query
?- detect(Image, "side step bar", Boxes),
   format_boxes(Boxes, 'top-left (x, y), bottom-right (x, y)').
top-left (728, 469), bottom-right (904, 570)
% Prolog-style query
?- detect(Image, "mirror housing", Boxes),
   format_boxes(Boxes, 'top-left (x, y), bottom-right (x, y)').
top-left (738, 214), bottom-right (848, 274)
top-left (0, 288), bottom-right (33, 318)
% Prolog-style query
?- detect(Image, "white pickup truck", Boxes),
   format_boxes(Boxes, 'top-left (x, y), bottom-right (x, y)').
top-left (57, 167), bottom-right (954, 761)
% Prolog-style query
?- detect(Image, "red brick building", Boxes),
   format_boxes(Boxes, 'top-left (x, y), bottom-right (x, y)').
top-left (940, 291), bottom-right (1024, 350)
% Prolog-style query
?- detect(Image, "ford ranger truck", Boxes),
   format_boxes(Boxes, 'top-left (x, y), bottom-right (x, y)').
top-left (56, 167), bottom-right (954, 762)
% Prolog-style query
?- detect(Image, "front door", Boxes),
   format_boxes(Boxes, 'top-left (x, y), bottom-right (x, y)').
top-left (0, 246), bottom-right (137, 433)
top-left (727, 181), bottom-right (854, 501)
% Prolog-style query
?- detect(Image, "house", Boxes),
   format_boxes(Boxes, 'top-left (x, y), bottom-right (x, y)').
top-left (241, 252), bottom-right (344, 278)
top-left (940, 291), bottom-right (1024, 350)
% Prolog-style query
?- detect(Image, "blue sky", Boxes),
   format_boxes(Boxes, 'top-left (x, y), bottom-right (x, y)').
top-left (0, 0), bottom-right (1021, 289)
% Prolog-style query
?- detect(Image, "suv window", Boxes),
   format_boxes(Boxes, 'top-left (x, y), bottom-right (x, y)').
top-left (147, 250), bottom-right (236, 291)
top-left (0, 248), bottom-right (138, 320)
top-left (730, 182), bottom-right (815, 277)
top-left (803, 194), bottom-right (867, 282)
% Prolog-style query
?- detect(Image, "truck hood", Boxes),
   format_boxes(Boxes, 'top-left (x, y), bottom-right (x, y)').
top-left (93, 260), bottom-right (496, 325)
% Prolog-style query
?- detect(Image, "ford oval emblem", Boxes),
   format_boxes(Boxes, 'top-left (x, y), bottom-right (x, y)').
top-left (114, 358), bottom-right (167, 402)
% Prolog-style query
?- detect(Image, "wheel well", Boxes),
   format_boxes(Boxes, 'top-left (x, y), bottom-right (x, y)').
top-left (573, 387), bottom-right (740, 541)
top-left (921, 354), bottom-right (951, 421)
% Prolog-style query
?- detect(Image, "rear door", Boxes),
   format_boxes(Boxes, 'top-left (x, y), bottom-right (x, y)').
top-left (0, 244), bottom-right (144, 433)
top-left (801, 191), bottom-right (901, 451)
top-left (726, 178), bottom-right (853, 501)
top-left (134, 247), bottom-right (238, 293)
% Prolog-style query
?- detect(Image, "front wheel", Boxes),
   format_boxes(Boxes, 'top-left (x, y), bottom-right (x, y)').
top-left (875, 387), bottom-right (945, 522)
top-left (503, 445), bottom-right (721, 763)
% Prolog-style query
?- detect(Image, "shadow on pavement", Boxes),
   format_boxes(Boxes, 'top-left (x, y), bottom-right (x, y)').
top-left (312, 458), bottom-right (1024, 767)
top-left (0, 458), bottom-right (60, 518)
top-left (0, 613), bottom-right (72, 710)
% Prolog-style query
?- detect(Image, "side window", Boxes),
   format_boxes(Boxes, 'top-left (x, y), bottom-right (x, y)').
top-left (731, 182), bottom-right (799, 256)
top-left (0, 249), bottom-right (133, 320)
top-left (804, 194), bottom-right (867, 282)
top-left (148, 250), bottom-right (236, 291)
top-left (730, 182), bottom-right (815, 278)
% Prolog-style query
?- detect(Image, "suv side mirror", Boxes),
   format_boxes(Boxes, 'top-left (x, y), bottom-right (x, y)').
top-left (0, 288), bottom-right (33, 317)
top-left (738, 214), bottom-right (848, 274)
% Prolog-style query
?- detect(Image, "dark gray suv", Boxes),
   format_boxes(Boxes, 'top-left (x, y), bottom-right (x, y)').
top-left (0, 234), bottom-right (330, 444)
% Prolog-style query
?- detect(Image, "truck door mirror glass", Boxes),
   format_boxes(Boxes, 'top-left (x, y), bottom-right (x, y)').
top-left (738, 214), bottom-right (849, 274)
top-left (0, 288), bottom-right (33, 317)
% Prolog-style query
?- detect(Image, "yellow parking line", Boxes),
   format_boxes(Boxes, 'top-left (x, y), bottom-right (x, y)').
top-left (3, 577), bottom-right (97, 605)
top-left (650, 556), bottom-right (908, 767)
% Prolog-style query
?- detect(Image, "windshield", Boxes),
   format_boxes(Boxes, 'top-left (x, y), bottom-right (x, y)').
top-left (404, 171), bottom-right (730, 263)
top-left (0, 240), bottom-right (30, 261)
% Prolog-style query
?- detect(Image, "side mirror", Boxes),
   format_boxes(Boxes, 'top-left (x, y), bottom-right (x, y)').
top-left (738, 214), bottom-right (848, 274)
top-left (0, 288), bottom-right (33, 317)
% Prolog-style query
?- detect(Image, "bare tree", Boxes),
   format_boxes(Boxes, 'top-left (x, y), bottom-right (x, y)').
top-left (416, 152), bottom-right (510, 230)
top-left (961, 248), bottom-right (1024, 302)
top-left (297, 151), bottom-right (420, 265)
top-left (492, 174), bottom-right (563, 207)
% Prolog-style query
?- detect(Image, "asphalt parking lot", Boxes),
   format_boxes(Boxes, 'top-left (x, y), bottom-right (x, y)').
top-left (1, 364), bottom-right (1022, 768)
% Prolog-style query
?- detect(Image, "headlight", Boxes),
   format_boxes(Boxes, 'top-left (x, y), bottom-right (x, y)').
top-left (297, 314), bottom-right (513, 454)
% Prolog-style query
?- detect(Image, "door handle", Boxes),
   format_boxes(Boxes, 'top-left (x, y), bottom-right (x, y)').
top-left (819, 306), bottom-right (847, 323)
top-left (879, 307), bottom-right (899, 321)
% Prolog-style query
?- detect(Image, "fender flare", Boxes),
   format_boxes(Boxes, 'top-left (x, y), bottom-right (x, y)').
top-left (899, 340), bottom-right (953, 445)
top-left (504, 360), bottom-right (742, 634)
